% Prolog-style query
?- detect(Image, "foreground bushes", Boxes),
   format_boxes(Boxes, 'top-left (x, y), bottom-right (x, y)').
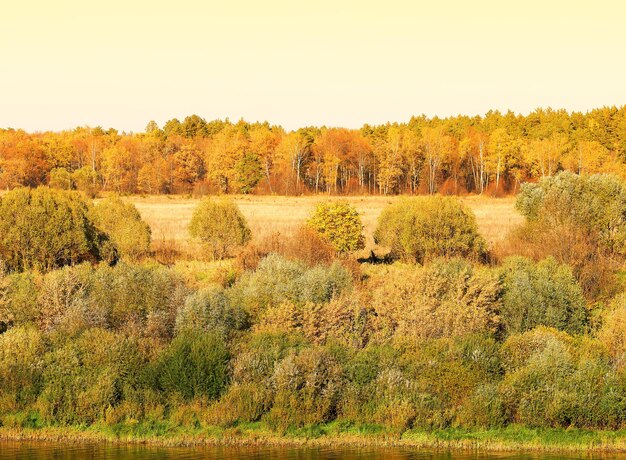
top-left (500, 257), bottom-right (588, 336)
top-left (1, 253), bottom-right (626, 434)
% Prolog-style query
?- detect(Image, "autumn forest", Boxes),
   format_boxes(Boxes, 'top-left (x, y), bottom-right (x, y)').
top-left (3, 106), bottom-right (626, 197)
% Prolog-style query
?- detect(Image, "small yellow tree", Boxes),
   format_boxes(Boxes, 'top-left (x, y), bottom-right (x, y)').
top-left (307, 202), bottom-right (365, 254)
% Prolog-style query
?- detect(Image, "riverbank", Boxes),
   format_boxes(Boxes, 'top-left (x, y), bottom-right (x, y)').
top-left (2, 422), bottom-right (626, 452)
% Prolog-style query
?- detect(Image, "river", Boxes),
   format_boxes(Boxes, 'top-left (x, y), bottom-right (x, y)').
top-left (0, 442), bottom-right (621, 460)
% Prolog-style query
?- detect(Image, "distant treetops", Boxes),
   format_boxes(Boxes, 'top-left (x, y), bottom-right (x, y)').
top-left (2, 107), bottom-right (626, 197)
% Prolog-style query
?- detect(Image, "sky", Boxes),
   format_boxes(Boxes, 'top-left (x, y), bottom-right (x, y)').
top-left (1, 0), bottom-right (625, 132)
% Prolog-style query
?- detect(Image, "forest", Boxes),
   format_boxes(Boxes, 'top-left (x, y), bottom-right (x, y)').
top-left (2, 170), bottom-right (626, 449)
top-left (2, 106), bottom-right (626, 196)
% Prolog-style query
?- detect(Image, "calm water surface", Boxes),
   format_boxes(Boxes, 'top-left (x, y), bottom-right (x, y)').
top-left (0, 442), bottom-right (623, 460)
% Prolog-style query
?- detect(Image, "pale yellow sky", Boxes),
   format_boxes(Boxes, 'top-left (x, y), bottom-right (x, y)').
top-left (1, 0), bottom-right (625, 132)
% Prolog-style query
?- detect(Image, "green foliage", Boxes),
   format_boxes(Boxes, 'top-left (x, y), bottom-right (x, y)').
top-left (189, 198), bottom-right (251, 260)
top-left (48, 167), bottom-right (72, 190)
top-left (235, 152), bottom-right (263, 194)
top-left (151, 331), bottom-right (230, 401)
top-left (230, 254), bottom-right (351, 316)
top-left (92, 196), bottom-right (152, 261)
top-left (374, 196), bottom-right (486, 264)
top-left (0, 325), bottom-right (45, 409)
top-left (307, 202), bottom-right (365, 254)
top-left (514, 172), bottom-right (626, 298)
top-left (500, 257), bottom-right (588, 336)
top-left (0, 188), bottom-right (104, 272)
top-left (266, 346), bottom-right (344, 429)
top-left (175, 287), bottom-right (249, 338)
top-left (38, 328), bottom-right (142, 424)
top-left (81, 263), bottom-right (186, 335)
top-left (517, 172), bottom-right (626, 256)
top-left (0, 271), bottom-right (38, 328)
top-left (71, 166), bottom-right (99, 198)
top-left (499, 328), bottom-right (625, 428)
top-left (369, 260), bottom-right (501, 343)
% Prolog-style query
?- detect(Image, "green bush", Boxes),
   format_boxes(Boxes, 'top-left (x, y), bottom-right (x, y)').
top-left (38, 328), bottom-right (142, 424)
top-left (230, 254), bottom-right (352, 317)
top-left (0, 188), bottom-right (104, 271)
top-left (152, 331), bottom-right (230, 401)
top-left (307, 202), bottom-right (365, 254)
top-left (35, 262), bottom-right (186, 338)
top-left (266, 346), bottom-right (344, 429)
top-left (0, 325), bottom-right (45, 409)
top-left (84, 263), bottom-right (186, 336)
top-left (514, 171), bottom-right (626, 298)
top-left (499, 327), bottom-right (623, 428)
top-left (211, 331), bottom-right (305, 424)
top-left (517, 172), bottom-right (626, 255)
top-left (374, 196), bottom-right (486, 264)
top-left (189, 198), bottom-right (251, 260)
top-left (0, 271), bottom-right (38, 328)
top-left (48, 167), bottom-right (72, 190)
top-left (92, 195), bottom-right (151, 261)
top-left (500, 257), bottom-right (588, 336)
top-left (175, 287), bottom-right (249, 338)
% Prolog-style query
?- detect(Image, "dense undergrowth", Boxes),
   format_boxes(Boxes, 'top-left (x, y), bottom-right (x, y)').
top-left (2, 172), bottom-right (626, 449)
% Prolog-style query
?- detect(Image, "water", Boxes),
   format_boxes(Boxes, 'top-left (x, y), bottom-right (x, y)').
top-left (0, 442), bottom-right (621, 460)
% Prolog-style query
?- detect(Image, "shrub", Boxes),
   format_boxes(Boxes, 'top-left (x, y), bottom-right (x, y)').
top-left (369, 260), bottom-right (501, 343)
top-left (284, 226), bottom-right (337, 265)
top-left (230, 254), bottom-right (352, 317)
top-left (499, 327), bottom-right (623, 429)
top-left (175, 287), bottom-right (249, 338)
top-left (236, 226), bottom-right (337, 272)
top-left (266, 346), bottom-right (344, 429)
top-left (37, 264), bottom-right (91, 334)
top-left (84, 263), bottom-right (187, 337)
top-left (500, 257), bottom-right (588, 336)
top-left (256, 297), bottom-right (374, 348)
top-left (92, 195), bottom-right (151, 261)
top-left (209, 331), bottom-right (305, 424)
top-left (598, 295), bottom-right (626, 369)
top-left (512, 172), bottom-right (626, 298)
top-left (0, 188), bottom-right (104, 271)
top-left (374, 196), bottom-right (486, 263)
top-left (152, 331), bottom-right (230, 401)
top-left (49, 167), bottom-right (72, 190)
top-left (38, 328), bottom-right (142, 424)
top-left (189, 198), bottom-right (251, 260)
top-left (0, 325), bottom-right (45, 408)
top-left (307, 202), bottom-right (365, 254)
top-left (0, 271), bottom-right (38, 328)
top-left (71, 166), bottom-right (99, 198)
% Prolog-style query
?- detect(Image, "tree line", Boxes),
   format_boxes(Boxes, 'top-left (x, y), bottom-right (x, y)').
top-left (2, 106), bottom-right (626, 195)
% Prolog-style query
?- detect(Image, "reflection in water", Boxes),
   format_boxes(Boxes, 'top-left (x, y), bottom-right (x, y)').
top-left (0, 442), bottom-right (617, 460)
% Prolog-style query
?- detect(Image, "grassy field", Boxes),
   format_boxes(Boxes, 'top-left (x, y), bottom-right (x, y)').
top-left (128, 195), bottom-right (522, 256)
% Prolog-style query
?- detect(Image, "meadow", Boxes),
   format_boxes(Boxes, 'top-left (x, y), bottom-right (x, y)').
top-left (129, 195), bottom-right (522, 257)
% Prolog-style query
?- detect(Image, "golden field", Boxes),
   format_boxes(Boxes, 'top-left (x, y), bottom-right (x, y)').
top-left (127, 195), bottom-right (523, 256)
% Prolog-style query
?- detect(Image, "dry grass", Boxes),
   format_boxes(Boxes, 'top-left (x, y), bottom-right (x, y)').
top-left (128, 195), bottom-right (523, 258)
